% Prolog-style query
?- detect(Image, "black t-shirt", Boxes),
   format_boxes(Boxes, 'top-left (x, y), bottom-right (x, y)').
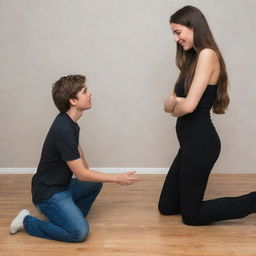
top-left (32, 113), bottom-right (80, 204)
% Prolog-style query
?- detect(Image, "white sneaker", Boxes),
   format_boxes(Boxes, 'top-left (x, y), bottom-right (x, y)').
top-left (10, 209), bottom-right (30, 234)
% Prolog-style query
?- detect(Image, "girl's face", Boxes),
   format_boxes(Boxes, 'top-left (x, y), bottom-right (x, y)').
top-left (170, 23), bottom-right (194, 51)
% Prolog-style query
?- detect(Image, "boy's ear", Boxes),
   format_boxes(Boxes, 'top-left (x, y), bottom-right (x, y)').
top-left (69, 98), bottom-right (77, 106)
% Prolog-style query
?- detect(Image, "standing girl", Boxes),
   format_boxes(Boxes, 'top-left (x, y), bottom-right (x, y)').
top-left (158, 5), bottom-right (256, 225)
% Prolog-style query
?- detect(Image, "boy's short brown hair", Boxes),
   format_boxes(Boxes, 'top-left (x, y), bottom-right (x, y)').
top-left (52, 75), bottom-right (86, 112)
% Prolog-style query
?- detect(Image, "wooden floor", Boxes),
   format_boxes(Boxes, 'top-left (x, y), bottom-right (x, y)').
top-left (0, 174), bottom-right (255, 256)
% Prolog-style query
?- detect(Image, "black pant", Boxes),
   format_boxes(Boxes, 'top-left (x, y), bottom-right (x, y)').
top-left (158, 115), bottom-right (256, 225)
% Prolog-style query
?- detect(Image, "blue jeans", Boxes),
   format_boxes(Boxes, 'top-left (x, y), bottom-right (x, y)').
top-left (23, 179), bottom-right (102, 242)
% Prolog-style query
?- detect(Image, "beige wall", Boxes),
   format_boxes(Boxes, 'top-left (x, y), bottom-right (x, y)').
top-left (0, 0), bottom-right (255, 172)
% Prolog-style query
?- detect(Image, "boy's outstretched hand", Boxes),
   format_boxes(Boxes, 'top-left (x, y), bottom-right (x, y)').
top-left (116, 171), bottom-right (139, 185)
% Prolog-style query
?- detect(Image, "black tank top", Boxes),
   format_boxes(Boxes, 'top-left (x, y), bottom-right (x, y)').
top-left (174, 79), bottom-right (219, 148)
top-left (175, 79), bottom-right (217, 113)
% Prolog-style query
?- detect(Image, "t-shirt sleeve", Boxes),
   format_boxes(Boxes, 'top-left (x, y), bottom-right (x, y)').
top-left (56, 128), bottom-right (80, 161)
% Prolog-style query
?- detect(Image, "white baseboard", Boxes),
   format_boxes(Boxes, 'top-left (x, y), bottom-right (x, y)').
top-left (0, 168), bottom-right (255, 174)
top-left (0, 168), bottom-right (168, 174)
top-left (0, 168), bottom-right (37, 174)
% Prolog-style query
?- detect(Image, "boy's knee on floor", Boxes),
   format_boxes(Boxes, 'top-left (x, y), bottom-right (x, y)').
top-left (74, 230), bottom-right (88, 242)
top-left (72, 225), bottom-right (89, 242)
top-left (70, 221), bottom-right (90, 242)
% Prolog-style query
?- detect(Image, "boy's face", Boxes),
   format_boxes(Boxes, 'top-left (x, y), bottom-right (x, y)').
top-left (73, 85), bottom-right (92, 111)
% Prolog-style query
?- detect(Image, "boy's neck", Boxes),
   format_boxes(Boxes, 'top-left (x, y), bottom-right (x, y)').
top-left (66, 109), bottom-right (83, 123)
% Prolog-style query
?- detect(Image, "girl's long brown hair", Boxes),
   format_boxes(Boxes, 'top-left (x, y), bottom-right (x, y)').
top-left (170, 6), bottom-right (229, 114)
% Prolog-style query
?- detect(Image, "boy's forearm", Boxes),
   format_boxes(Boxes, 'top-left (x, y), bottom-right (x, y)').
top-left (67, 158), bottom-right (117, 183)
top-left (79, 168), bottom-right (117, 183)
top-left (77, 146), bottom-right (114, 182)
